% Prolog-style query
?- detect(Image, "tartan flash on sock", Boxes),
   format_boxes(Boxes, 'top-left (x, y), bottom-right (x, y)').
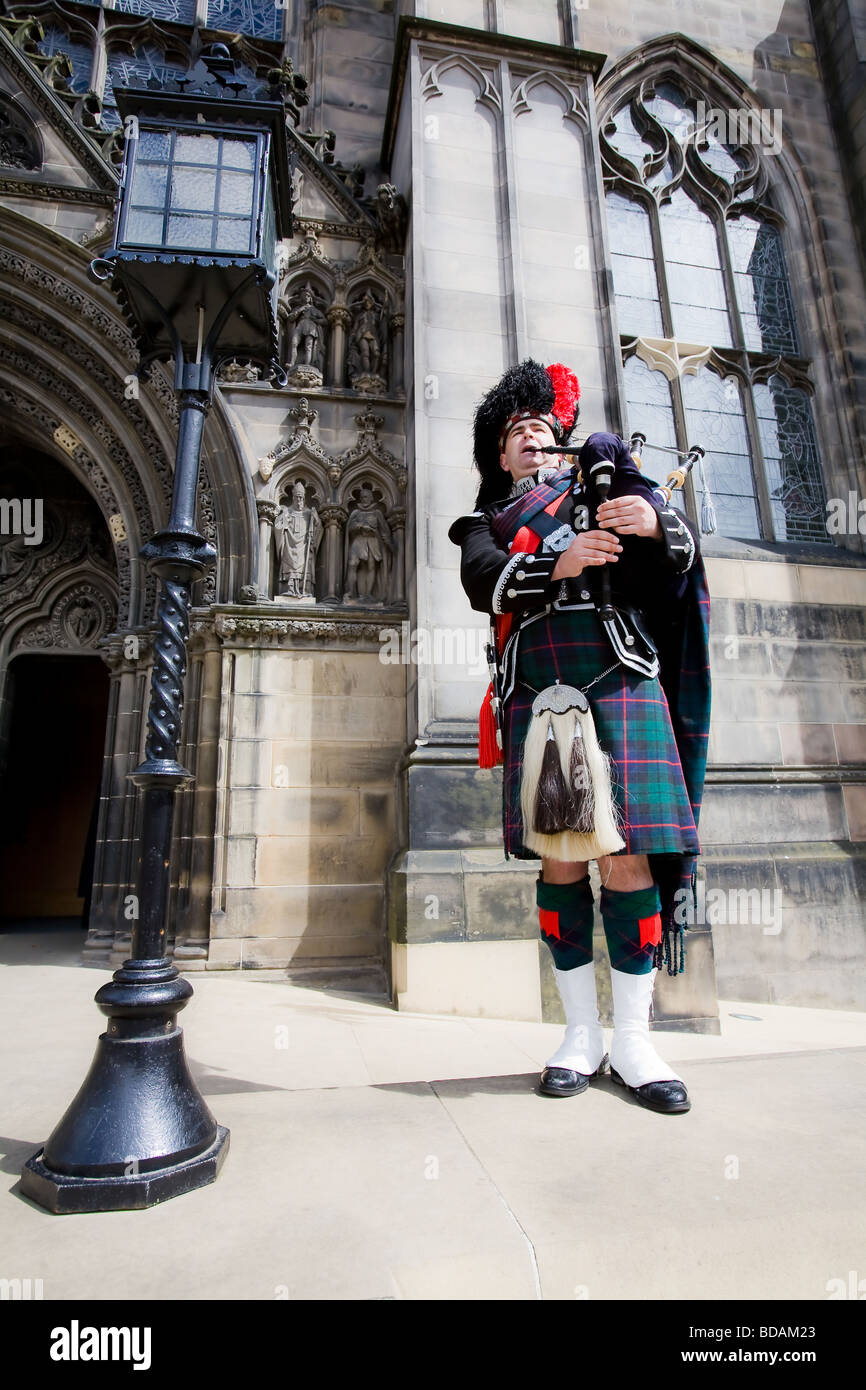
top-left (536, 874), bottom-right (594, 970)
top-left (600, 884), bottom-right (662, 975)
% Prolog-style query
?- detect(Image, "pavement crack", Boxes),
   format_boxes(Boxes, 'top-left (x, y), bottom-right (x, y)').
top-left (428, 1080), bottom-right (543, 1301)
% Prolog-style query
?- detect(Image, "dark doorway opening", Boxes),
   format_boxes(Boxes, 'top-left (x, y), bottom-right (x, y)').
top-left (0, 655), bottom-right (109, 924)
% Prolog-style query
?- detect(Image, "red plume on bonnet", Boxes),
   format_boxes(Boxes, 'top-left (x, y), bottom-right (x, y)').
top-left (546, 363), bottom-right (580, 435)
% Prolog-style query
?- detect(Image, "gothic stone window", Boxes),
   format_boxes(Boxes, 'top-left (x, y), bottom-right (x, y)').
top-left (29, 1), bottom-right (286, 120)
top-left (602, 79), bottom-right (827, 543)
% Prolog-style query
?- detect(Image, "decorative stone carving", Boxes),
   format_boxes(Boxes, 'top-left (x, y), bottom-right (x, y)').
top-left (0, 95), bottom-right (42, 170)
top-left (369, 183), bottom-right (407, 253)
top-left (347, 291), bottom-right (388, 394)
top-left (0, 492), bottom-right (112, 617)
top-left (213, 613), bottom-right (387, 646)
top-left (343, 483), bottom-right (394, 605)
top-left (258, 397), bottom-right (328, 482)
top-left (274, 480), bottom-right (324, 602)
top-left (336, 408), bottom-right (406, 493)
top-left (285, 281), bottom-right (328, 386)
top-left (14, 580), bottom-right (116, 653)
top-left (63, 593), bottom-right (102, 644)
top-left (219, 359), bottom-right (260, 383)
top-left (634, 337), bottom-right (712, 382)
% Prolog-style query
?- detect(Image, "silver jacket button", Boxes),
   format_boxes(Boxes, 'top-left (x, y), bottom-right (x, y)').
top-left (516, 571), bottom-right (525, 580)
top-left (506, 588), bottom-right (517, 598)
top-left (580, 590), bottom-right (591, 601)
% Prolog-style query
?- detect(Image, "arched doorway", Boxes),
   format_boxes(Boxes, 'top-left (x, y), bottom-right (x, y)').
top-left (0, 654), bottom-right (109, 922)
top-left (0, 448), bottom-right (117, 930)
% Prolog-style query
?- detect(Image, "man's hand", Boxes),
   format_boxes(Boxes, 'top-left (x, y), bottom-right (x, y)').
top-left (596, 494), bottom-right (662, 539)
top-left (551, 529), bottom-right (622, 580)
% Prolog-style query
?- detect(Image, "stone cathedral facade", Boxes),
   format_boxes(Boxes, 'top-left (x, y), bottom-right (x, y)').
top-left (0, 0), bottom-right (863, 1027)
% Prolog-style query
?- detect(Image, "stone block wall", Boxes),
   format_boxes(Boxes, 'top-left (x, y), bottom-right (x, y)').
top-left (701, 553), bottom-right (866, 1008)
top-left (201, 622), bottom-right (406, 977)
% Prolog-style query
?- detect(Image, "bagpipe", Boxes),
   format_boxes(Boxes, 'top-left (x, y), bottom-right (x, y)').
top-left (479, 433), bottom-right (716, 861)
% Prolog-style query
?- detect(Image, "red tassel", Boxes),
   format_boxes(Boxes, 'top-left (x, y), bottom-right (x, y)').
top-left (479, 682), bottom-right (502, 768)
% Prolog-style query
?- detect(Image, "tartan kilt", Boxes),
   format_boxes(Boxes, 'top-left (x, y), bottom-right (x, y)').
top-left (502, 606), bottom-right (700, 861)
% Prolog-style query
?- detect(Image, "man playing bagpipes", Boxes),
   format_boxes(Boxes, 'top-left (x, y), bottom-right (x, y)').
top-left (447, 360), bottom-right (711, 1113)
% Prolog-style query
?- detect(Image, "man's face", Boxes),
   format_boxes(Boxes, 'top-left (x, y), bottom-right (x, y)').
top-left (499, 417), bottom-right (556, 483)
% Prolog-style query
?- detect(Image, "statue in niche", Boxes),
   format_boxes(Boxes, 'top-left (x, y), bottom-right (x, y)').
top-left (285, 282), bottom-right (327, 386)
top-left (64, 596), bottom-right (101, 645)
top-left (343, 483), bottom-right (394, 605)
top-left (274, 480), bottom-right (323, 601)
top-left (347, 291), bottom-right (388, 393)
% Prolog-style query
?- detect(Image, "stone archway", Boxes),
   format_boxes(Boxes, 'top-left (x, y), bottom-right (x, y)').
top-left (0, 449), bottom-right (116, 926)
top-left (0, 213), bottom-right (263, 964)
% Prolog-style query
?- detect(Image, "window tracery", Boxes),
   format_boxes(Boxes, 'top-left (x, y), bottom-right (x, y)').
top-left (602, 75), bottom-right (827, 543)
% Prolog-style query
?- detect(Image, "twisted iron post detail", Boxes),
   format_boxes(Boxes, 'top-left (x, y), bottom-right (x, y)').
top-left (145, 578), bottom-right (191, 763)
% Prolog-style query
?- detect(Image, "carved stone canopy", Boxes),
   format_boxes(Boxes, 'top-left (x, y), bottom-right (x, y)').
top-left (0, 95), bottom-right (42, 171)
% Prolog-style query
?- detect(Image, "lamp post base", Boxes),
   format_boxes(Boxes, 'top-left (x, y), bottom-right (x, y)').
top-left (20, 1126), bottom-right (229, 1214)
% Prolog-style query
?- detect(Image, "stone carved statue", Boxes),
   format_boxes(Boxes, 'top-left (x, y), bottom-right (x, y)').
top-left (285, 283), bottom-right (327, 384)
top-left (371, 183), bottom-right (407, 252)
top-left (64, 596), bottom-right (101, 644)
top-left (347, 292), bottom-right (387, 392)
top-left (220, 359), bottom-right (260, 383)
top-left (274, 481), bottom-right (323, 601)
top-left (343, 484), bottom-right (394, 604)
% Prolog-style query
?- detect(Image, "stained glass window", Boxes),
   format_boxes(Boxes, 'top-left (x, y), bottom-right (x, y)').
top-left (682, 369), bottom-right (760, 539)
top-left (112, 0), bottom-right (197, 20)
top-left (754, 376), bottom-right (827, 541)
top-left (728, 216), bottom-right (799, 355)
top-left (659, 189), bottom-right (733, 347)
top-left (102, 47), bottom-right (189, 128)
top-left (623, 355), bottom-right (685, 513)
top-left (603, 83), bottom-right (825, 544)
top-left (698, 131), bottom-right (742, 185)
top-left (606, 193), bottom-right (663, 337)
top-left (37, 25), bottom-right (94, 94)
top-left (206, 0), bottom-right (284, 41)
top-left (646, 82), bottom-right (693, 144)
top-left (604, 101), bottom-right (655, 170)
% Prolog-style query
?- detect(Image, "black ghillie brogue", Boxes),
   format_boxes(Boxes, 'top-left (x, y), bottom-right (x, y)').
top-left (609, 1067), bottom-right (691, 1114)
top-left (539, 1054), bottom-right (608, 1097)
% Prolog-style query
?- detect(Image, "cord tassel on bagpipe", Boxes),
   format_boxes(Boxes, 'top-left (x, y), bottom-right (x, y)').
top-left (478, 681), bottom-right (503, 768)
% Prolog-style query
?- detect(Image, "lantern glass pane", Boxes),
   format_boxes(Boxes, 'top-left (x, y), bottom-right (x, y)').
top-left (131, 162), bottom-right (168, 206)
top-left (166, 214), bottom-right (213, 246)
top-left (215, 218), bottom-right (253, 252)
top-left (175, 132), bottom-right (220, 165)
top-left (122, 127), bottom-right (262, 253)
top-left (171, 168), bottom-right (217, 212)
top-left (261, 179), bottom-right (276, 274)
top-left (221, 139), bottom-right (256, 171)
top-left (219, 171), bottom-right (255, 214)
top-left (125, 210), bottom-right (164, 245)
top-left (138, 129), bottom-right (171, 162)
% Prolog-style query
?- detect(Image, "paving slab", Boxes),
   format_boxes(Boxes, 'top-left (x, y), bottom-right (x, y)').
top-left (1, 925), bottom-right (865, 1301)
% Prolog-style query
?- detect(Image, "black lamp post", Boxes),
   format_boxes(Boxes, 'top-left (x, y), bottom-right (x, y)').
top-left (20, 45), bottom-right (294, 1213)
